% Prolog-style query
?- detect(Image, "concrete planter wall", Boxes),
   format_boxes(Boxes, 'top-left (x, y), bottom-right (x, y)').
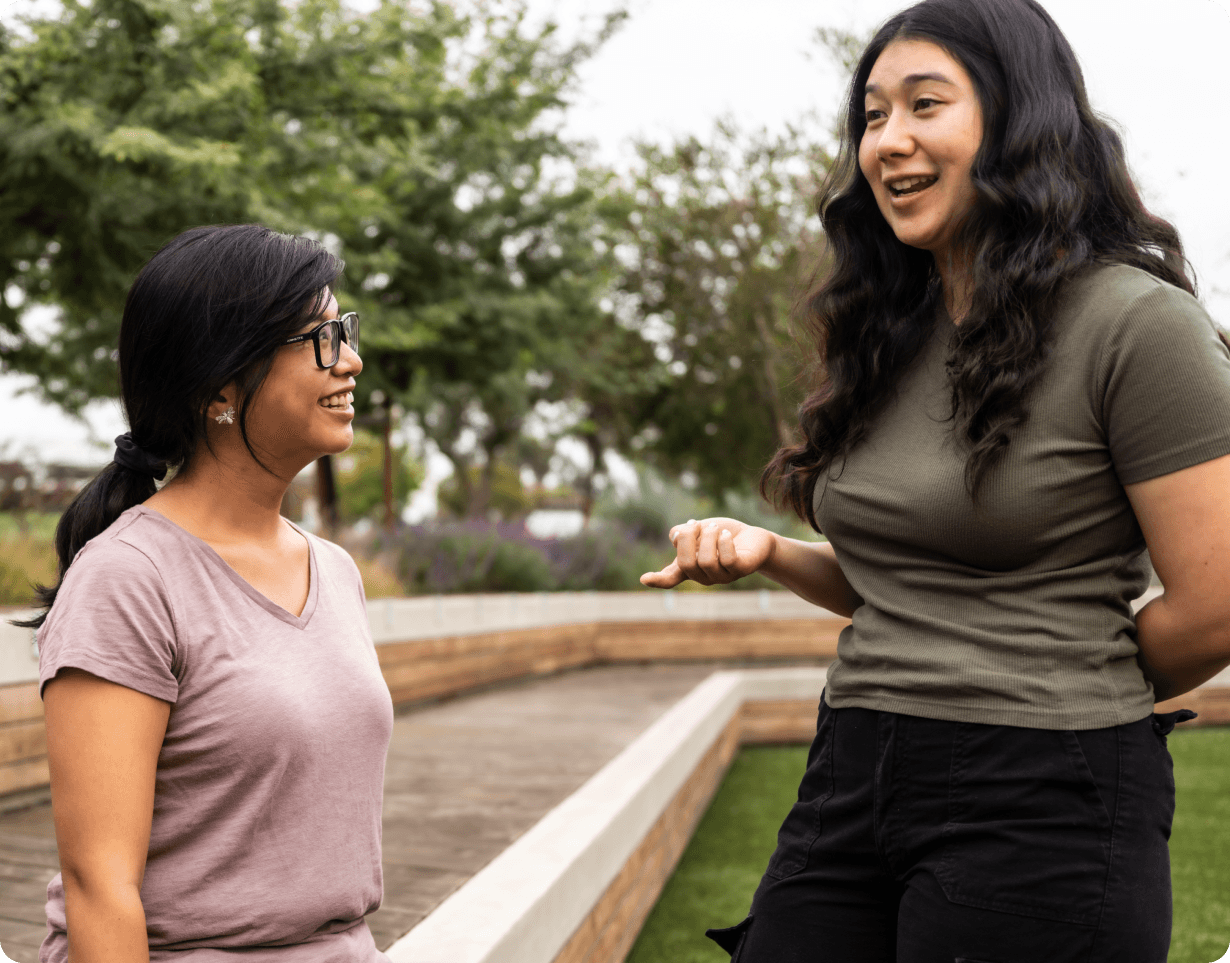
top-left (385, 667), bottom-right (830, 963)
top-left (2, 584), bottom-right (1225, 808)
top-left (0, 592), bottom-right (847, 803)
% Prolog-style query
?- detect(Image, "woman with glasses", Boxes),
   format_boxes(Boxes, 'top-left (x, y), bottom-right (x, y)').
top-left (644, 0), bottom-right (1230, 959)
top-left (23, 224), bottom-right (393, 961)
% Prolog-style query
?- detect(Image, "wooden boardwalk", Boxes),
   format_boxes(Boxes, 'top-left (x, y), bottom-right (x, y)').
top-left (0, 663), bottom-right (722, 961)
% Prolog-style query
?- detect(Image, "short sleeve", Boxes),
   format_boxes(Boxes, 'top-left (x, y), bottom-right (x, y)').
top-left (1099, 283), bottom-right (1230, 485)
top-left (38, 538), bottom-right (179, 702)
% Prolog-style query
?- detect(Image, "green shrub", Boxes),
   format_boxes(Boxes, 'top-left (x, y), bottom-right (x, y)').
top-left (391, 521), bottom-right (669, 595)
top-left (335, 430), bottom-right (423, 522)
top-left (0, 531), bottom-right (58, 606)
top-left (483, 539), bottom-right (557, 593)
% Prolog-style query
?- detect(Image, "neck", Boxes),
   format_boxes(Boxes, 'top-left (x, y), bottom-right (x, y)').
top-left (935, 250), bottom-right (972, 324)
top-left (146, 447), bottom-right (306, 546)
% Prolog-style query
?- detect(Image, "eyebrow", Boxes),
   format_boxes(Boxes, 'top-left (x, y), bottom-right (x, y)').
top-left (865, 72), bottom-right (956, 95)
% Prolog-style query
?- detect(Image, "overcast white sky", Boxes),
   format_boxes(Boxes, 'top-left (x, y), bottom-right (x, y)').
top-left (1, 0), bottom-right (1228, 466)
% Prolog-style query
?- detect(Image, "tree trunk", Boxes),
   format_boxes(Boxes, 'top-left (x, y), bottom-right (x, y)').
top-left (316, 455), bottom-right (338, 537)
top-left (751, 304), bottom-right (793, 447)
top-left (580, 434), bottom-right (604, 529)
top-left (382, 408), bottom-right (394, 529)
top-left (473, 450), bottom-right (497, 520)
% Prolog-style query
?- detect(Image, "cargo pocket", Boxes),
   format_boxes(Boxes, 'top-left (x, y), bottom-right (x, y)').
top-left (935, 723), bottom-right (1113, 925)
top-left (705, 914), bottom-right (754, 960)
top-left (762, 698), bottom-right (835, 880)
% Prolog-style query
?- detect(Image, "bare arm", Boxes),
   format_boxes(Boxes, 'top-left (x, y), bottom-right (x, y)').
top-left (640, 517), bottom-right (863, 618)
top-left (43, 669), bottom-right (171, 962)
top-left (1125, 452), bottom-right (1230, 702)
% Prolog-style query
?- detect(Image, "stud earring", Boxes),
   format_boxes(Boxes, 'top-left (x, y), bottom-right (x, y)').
top-left (215, 406), bottom-right (235, 426)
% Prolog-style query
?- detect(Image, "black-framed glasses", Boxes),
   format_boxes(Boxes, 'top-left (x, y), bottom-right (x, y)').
top-left (282, 312), bottom-right (360, 368)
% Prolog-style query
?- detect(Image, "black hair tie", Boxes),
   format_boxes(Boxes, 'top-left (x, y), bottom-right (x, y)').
top-left (114, 433), bottom-right (168, 480)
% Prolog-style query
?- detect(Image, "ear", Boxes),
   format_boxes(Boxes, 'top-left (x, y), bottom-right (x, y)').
top-left (206, 387), bottom-right (237, 425)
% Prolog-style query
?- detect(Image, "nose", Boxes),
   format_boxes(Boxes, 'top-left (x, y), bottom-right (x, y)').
top-left (876, 109), bottom-right (914, 160)
top-left (336, 340), bottom-right (363, 376)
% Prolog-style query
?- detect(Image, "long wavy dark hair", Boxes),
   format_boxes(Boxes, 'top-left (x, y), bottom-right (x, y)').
top-left (763, 0), bottom-right (1191, 529)
top-left (16, 225), bottom-right (342, 629)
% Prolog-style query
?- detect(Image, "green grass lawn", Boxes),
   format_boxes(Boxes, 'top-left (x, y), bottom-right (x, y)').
top-left (627, 729), bottom-right (1230, 963)
top-left (1169, 727), bottom-right (1230, 963)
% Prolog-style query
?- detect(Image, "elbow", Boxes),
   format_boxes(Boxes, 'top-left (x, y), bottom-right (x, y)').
top-left (59, 860), bottom-right (146, 912)
top-left (1136, 595), bottom-right (1230, 699)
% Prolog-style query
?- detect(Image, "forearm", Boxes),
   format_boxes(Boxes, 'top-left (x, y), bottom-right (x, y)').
top-left (1135, 595), bottom-right (1230, 702)
top-left (761, 536), bottom-right (863, 617)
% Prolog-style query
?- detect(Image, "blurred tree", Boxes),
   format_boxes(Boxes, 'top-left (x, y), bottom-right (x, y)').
top-left (0, 0), bottom-right (460, 408)
top-left (436, 458), bottom-right (531, 521)
top-left (283, 0), bottom-right (635, 520)
top-left (2, 0), bottom-right (854, 515)
top-left (344, 5), bottom-right (632, 519)
top-left (0, 0), bottom-right (261, 409)
top-left (334, 428), bottom-right (423, 522)
top-left (611, 120), bottom-right (832, 499)
top-left (553, 306), bottom-right (669, 524)
top-left (0, 0), bottom-right (644, 519)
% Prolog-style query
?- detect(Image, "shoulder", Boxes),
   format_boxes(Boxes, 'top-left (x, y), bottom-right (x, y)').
top-left (40, 508), bottom-right (182, 699)
top-left (58, 507), bottom-right (171, 595)
top-left (1050, 263), bottom-right (1222, 382)
top-left (1057, 263), bottom-right (1212, 338)
top-left (44, 508), bottom-right (183, 634)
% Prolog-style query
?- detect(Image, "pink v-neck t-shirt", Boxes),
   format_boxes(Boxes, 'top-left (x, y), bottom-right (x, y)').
top-left (37, 505), bottom-right (394, 961)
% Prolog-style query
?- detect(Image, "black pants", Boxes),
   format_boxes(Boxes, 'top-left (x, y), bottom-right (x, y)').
top-left (708, 696), bottom-right (1191, 963)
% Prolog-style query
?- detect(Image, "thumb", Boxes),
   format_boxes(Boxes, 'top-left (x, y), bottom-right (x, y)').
top-left (641, 560), bottom-right (686, 589)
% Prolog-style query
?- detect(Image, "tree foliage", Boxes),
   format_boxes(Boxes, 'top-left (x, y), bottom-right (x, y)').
top-left (334, 428), bottom-right (423, 522)
top-left (1, 0), bottom-right (839, 515)
top-left (0, 0), bottom-right (634, 513)
top-left (612, 121), bottom-right (830, 499)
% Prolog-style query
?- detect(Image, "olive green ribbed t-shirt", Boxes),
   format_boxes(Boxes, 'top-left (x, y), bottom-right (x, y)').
top-left (816, 263), bottom-right (1230, 729)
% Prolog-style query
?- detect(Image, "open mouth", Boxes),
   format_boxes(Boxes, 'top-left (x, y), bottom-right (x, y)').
top-left (888, 176), bottom-right (938, 197)
top-left (320, 390), bottom-right (353, 411)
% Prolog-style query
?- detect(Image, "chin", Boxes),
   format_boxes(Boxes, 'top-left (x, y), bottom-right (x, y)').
top-left (328, 428), bottom-right (355, 454)
top-left (306, 430), bottom-right (354, 460)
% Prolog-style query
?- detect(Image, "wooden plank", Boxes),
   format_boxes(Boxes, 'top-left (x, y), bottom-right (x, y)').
top-left (0, 760), bottom-right (49, 799)
top-left (373, 617), bottom-right (845, 710)
top-left (382, 642), bottom-right (593, 705)
top-left (1156, 685), bottom-right (1230, 726)
top-left (740, 699), bottom-right (819, 745)
top-left (0, 723), bottom-right (46, 768)
top-left (593, 619), bottom-right (845, 662)
top-left (0, 921), bottom-right (50, 963)
top-left (382, 634), bottom-right (592, 682)
top-left (0, 685), bottom-right (40, 727)
top-left (377, 625), bottom-right (598, 669)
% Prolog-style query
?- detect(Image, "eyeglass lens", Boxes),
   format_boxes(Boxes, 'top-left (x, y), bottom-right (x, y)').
top-left (343, 314), bottom-right (359, 356)
top-left (319, 314), bottom-right (359, 367)
top-left (319, 321), bottom-right (339, 366)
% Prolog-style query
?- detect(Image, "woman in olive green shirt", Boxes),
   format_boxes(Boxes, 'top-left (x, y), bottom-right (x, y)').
top-left (643, 0), bottom-right (1230, 959)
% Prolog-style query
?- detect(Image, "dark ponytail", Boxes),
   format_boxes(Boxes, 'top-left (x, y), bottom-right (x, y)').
top-left (14, 224), bottom-right (342, 629)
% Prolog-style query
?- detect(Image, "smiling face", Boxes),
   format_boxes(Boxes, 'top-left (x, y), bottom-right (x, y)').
top-left (859, 38), bottom-right (984, 270)
top-left (237, 290), bottom-right (363, 468)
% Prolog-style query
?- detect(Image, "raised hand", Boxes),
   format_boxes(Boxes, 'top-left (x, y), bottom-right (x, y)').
top-left (640, 517), bottom-right (777, 589)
